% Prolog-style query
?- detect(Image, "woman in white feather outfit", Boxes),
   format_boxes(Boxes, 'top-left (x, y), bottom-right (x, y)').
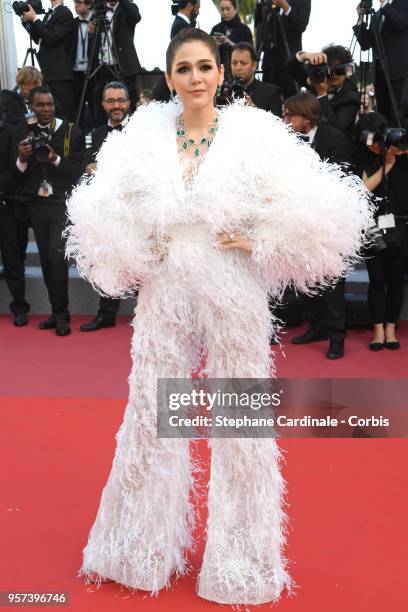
top-left (66, 28), bottom-right (372, 605)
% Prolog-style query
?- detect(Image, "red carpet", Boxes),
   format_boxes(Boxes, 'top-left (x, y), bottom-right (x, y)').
top-left (0, 316), bottom-right (407, 611)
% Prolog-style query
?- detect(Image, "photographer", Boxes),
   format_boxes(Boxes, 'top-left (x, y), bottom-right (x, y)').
top-left (80, 82), bottom-right (131, 331)
top-left (286, 45), bottom-right (360, 139)
top-left (14, 86), bottom-right (84, 336)
top-left (0, 67), bottom-right (42, 127)
top-left (0, 105), bottom-right (30, 326)
top-left (284, 92), bottom-right (355, 359)
top-left (71, 0), bottom-right (94, 129)
top-left (89, 0), bottom-right (141, 126)
top-left (210, 0), bottom-right (252, 81)
top-left (21, 0), bottom-right (76, 122)
top-left (353, 0), bottom-right (408, 122)
top-left (354, 111), bottom-right (408, 350)
top-left (171, 1), bottom-right (200, 39)
top-left (227, 42), bottom-right (282, 115)
top-left (256, 0), bottom-right (311, 98)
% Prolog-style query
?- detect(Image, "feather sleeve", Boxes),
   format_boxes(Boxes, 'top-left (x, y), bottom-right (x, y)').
top-left (65, 110), bottom-right (162, 298)
top-left (245, 109), bottom-right (374, 297)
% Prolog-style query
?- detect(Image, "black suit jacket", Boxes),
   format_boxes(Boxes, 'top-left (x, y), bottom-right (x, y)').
top-left (25, 6), bottom-right (74, 81)
top-left (257, 0), bottom-right (311, 62)
top-left (317, 81), bottom-right (360, 139)
top-left (353, 0), bottom-right (408, 80)
top-left (0, 89), bottom-right (28, 127)
top-left (171, 15), bottom-right (192, 39)
top-left (0, 123), bottom-right (16, 194)
top-left (90, 0), bottom-right (141, 77)
top-left (312, 123), bottom-right (354, 168)
top-left (14, 119), bottom-right (84, 202)
top-left (84, 124), bottom-right (109, 166)
top-left (246, 79), bottom-right (283, 116)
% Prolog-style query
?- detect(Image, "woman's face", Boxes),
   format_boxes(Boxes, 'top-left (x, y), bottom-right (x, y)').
top-left (166, 41), bottom-right (224, 112)
top-left (220, 0), bottom-right (236, 21)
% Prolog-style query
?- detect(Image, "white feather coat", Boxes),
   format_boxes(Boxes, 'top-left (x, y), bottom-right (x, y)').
top-left (66, 100), bottom-right (372, 301)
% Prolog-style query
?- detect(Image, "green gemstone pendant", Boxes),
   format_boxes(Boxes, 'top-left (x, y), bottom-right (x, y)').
top-left (176, 113), bottom-right (219, 158)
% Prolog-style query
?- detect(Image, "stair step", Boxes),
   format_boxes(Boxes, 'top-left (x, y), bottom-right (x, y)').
top-left (1, 259), bottom-right (408, 318)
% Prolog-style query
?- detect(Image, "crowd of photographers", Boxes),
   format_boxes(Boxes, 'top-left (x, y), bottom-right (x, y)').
top-left (0, 0), bottom-right (408, 356)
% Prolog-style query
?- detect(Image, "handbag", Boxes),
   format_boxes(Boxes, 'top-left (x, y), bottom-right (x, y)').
top-left (381, 223), bottom-right (406, 248)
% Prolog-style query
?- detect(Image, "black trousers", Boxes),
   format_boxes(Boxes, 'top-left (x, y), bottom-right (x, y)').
top-left (0, 202), bottom-right (30, 314)
top-left (303, 278), bottom-right (346, 343)
top-left (261, 53), bottom-right (298, 99)
top-left (92, 67), bottom-right (137, 127)
top-left (97, 296), bottom-right (120, 320)
top-left (72, 70), bottom-right (95, 132)
top-left (366, 247), bottom-right (405, 324)
top-left (375, 70), bottom-right (405, 124)
top-left (46, 80), bottom-right (76, 123)
top-left (29, 198), bottom-right (69, 319)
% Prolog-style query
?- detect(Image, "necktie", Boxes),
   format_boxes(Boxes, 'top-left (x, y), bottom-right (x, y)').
top-left (299, 134), bottom-right (310, 143)
top-left (43, 8), bottom-right (53, 24)
top-left (108, 124), bottom-right (123, 132)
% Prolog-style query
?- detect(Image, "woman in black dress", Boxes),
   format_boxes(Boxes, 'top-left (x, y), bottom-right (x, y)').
top-left (355, 112), bottom-right (408, 351)
top-left (211, 0), bottom-right (253, 80)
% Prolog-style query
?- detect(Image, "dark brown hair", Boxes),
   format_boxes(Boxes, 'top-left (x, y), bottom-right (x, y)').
top-left (284, 92), bottom-right (324, 126)
top-left (166, 28), bottom-right (221, 75)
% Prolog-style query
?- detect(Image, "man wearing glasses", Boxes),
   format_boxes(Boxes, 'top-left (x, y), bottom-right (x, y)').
top-left (79, 81), bottom-right (131, 332)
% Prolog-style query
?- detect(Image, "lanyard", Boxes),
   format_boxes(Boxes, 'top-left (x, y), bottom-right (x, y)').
top-left (78, 21), bottom-right (89, 61)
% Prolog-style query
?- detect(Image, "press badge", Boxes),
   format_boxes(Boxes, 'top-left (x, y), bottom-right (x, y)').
top-left (377, 214), bottom-right (396, 230)
top-left (38, 179), bottom-right (53, 198)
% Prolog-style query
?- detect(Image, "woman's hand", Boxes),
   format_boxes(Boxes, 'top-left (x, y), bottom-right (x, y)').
top-left (218, 231), bottom-right (254, 253)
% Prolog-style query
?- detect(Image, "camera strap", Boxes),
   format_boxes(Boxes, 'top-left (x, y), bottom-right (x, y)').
top-left (63, 123), bottom-right (73, 158)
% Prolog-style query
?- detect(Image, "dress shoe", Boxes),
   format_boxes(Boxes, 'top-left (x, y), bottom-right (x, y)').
top-left (291, 328), bottom-right (328, 344)
top-left (14, 313), bottom-right (28, 327)
top-left (327, 341), bottom-right (344, 360)
top-left (39, 316), bottom-right (56, 330)
top-left (369, 341), bottom-right (384, 351)
top-left (55, 320), bottom-right (71, 336)
top-left (384, 340), bottom-right (400, 350)
top-left (80, 316), bottom-right (116, 332)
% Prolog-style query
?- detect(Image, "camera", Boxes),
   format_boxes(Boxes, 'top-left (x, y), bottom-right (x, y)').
top-left (92, 0), bottom-right (110, 23)
top-left (24, 112), bottom-right (50, 163)
top-left (12, 0), bottom-right (44, 17)
top-left (305, 62), bottom-right (331, 85)
top-left (305, 61), bottom-right (355, 85)
top-left (360, 127), bottom-right (408, 151)
top-left (219, 77), bottom-right (247, 103)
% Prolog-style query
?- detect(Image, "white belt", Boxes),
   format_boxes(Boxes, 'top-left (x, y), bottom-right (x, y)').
top-left (167, 225), bottom-right (213, 244)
